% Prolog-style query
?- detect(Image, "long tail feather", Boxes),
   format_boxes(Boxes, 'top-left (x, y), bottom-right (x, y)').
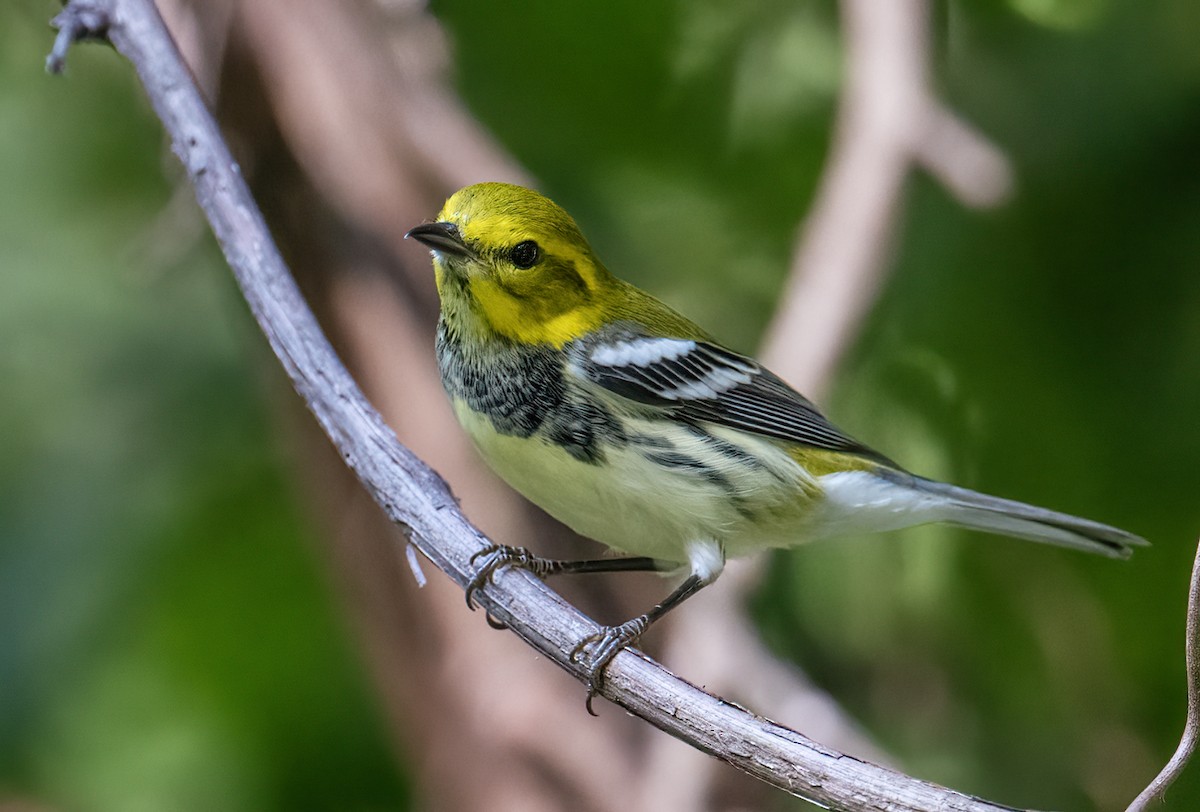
top-left (899, 474), bottom-right (1148, 559)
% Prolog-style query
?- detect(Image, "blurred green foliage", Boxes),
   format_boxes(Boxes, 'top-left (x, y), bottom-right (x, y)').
top-left (4, 0), bottom-right (1200, 809)
top-left (1, 3), bottom-right (407, 810)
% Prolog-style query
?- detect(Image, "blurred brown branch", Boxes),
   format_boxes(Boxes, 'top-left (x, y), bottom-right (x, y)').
top-left (48, 0), bottom-right (1042, 810)
top-left (762, 0), bottom-right (1012, 395)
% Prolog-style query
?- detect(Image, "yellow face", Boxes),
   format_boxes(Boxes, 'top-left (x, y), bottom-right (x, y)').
top-left (416, 183), bottom-right (613, 347)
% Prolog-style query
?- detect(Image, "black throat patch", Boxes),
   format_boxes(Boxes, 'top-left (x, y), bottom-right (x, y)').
top-left (436, 320), bottom-right (625, 463)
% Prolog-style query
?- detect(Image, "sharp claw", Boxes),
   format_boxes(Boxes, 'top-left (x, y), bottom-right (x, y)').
top-left (464, 566), bottom-right (489, 610)
top-left (464, 545), bottom-right (510, 610)
top-left (570, 617), bottom-right (650, 714)
top-left (464, 544), bottom-right (543, 613)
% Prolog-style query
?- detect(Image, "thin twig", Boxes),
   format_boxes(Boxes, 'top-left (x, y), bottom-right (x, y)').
top-left (49, 1), bottom-right (1034, 809)
top-left (47, 5), bottom-right (110, 74)
top-left (1127, 539), bottom-right (1200, 811)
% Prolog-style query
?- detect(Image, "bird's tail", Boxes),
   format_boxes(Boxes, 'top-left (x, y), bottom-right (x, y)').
top-left (895, 474), bottom-right (1148, 559)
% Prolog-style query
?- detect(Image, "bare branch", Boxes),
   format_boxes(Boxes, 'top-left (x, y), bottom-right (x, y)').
top-left (761, 0), bottom-right (1013, 395)
top-left (47, 4), bottom-right (109, 74)
top-left (1127, 539), bottom-right (1200, 811)
top-left (50, 1), bottom-right (1037, 809)
top-left (916, 102), bottom-right (1014, 209)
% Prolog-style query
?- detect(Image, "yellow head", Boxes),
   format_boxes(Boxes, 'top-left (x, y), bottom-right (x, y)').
top-left (407, 183), bottom-right (614, 347)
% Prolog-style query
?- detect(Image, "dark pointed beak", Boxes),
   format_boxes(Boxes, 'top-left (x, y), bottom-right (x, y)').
top-left (405, 222), bottom-right (478, 260)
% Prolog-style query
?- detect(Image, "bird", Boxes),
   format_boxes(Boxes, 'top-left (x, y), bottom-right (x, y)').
top-left (406, 181), bottom-right (1146, 711)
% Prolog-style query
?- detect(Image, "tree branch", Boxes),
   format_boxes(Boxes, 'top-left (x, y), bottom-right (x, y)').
top-left (1127, 539), bottom-right (1200, 811)
top-left (46, 0), bottom-right (1041, 809)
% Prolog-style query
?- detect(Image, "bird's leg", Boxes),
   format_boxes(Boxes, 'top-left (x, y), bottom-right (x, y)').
top-left (464, 544), bottom-right (666, 610)
top-left (572, 542), bottom-right (723, 714)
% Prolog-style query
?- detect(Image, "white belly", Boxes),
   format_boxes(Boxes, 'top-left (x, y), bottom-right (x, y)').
top-left (452, 399), bottom-right (824, 563)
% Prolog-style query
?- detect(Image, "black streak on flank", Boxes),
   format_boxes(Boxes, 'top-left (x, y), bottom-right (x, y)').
top-left (641, 448), bottom-right (755, 520)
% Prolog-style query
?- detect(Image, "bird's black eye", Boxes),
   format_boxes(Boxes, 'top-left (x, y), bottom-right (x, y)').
top-left (510, 240), bottom-right (540, 269)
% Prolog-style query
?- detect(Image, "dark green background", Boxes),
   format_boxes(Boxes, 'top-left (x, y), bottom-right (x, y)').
top-left (3, 0), bottom-right (1199, 808)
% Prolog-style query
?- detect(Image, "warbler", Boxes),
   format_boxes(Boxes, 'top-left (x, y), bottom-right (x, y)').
top-left (406, 182), bottom-right (1146, 708)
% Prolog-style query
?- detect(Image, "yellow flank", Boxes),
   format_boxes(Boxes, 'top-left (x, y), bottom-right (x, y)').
top-left (786, 446), bottom-right (879, 477)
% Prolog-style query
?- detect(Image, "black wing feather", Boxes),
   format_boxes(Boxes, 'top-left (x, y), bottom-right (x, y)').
top-left (572, 325), bottom-right (894, 464)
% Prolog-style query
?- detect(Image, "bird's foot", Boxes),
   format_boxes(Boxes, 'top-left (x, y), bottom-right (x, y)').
top-left (570, 615), bottom-right (650, 715)
top-left (464, 544), bottom-right (558, 611)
